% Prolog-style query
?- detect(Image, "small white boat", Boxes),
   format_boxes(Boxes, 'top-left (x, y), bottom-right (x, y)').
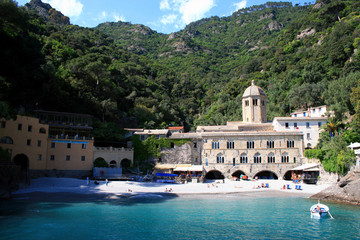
top-left (310, 201), bottom-right (331, 219)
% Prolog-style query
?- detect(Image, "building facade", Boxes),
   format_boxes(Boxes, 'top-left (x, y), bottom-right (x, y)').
top-left (273, 117), bottom-right (327, 149)
top-left (93, 146), bottom-right (134, 168)
top-left (156, 81), bottom-right (308, 180)
top-left (290, 105), bottom-right (333, 118)
top-left (0, 115), bottom-right (49, 171)
top-left (1, 111), bottom-right (135, 178)
top-left (0, 113), bottom-right (95, 177)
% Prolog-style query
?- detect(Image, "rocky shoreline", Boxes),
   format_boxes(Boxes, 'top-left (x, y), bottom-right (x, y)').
top-left (311, 168), bottom-right (360, 205)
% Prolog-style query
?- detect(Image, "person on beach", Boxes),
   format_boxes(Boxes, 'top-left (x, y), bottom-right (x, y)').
top-left (105, 179), bottom-right (109, 186)
top-left (86, 177), bottom-right (89, 185)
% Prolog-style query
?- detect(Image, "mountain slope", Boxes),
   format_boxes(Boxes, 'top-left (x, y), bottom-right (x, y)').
top-left (1, 0), bottom-right (360, 132)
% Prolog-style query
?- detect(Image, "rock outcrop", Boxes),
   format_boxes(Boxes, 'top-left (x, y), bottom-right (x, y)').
top-left (311, 168), bottom-right (360, 205)
top-left (297, 28), bottom-right (316, 40)
top-left (25, 0), bottom-right (70, 25)
top-left (160, 143), bottom-right (200, 165)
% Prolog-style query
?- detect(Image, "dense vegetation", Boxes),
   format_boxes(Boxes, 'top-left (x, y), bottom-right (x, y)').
top-left (1, 0), bottom-right (360, 172)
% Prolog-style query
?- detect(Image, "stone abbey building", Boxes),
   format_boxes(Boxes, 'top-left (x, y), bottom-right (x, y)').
top-left (155, 80), bottom-right (326, 180)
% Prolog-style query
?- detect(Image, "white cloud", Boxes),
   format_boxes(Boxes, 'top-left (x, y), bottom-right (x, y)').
top-left (94, 11), bottom-right (107, 21)
top-left (94, 11), bottom-right (126, 22)
top-left (113, 14), bottom-right (126, 22)
top-left (160, 14), bottom-right (178, 25)
top-left (234, 0), bottom-right (247, 11)
top-left (158, 0), bottom-right (216, 29)
top-left (179, 0), bottom-right (216, 24)
top-left (160, 0), bottom-right (170, 10)
top-left (101, 11), bottom-right (107, 18)
top-left (43, 0), bottom-right (83, 17)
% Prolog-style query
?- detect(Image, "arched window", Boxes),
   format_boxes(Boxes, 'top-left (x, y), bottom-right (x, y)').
top-left (307, 143), bottom-right (312, 148)
top-left (0, 136), bottom-right (13, 144)
top-left (268, 153), bottom-right (275, 163)
top-left (216, 154), bottom-right (224, 163)
top-left (254, 153), bottom-right (261, 163)
top-left (240, 153), bottom-right (248, 163)
top-left (281, 152), bottom-right (289, 163)
top-left (109, 160), bottom-right (117, 168)
top-left (39, 128), bottom-right (46, 134)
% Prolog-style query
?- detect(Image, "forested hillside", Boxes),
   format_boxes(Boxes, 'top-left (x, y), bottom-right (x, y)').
top-left (1, 0), bottom-right (360, 148)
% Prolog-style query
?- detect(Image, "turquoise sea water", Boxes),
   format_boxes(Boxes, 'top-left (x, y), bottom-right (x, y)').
top-left (1, 194), bottom-right (360, 240)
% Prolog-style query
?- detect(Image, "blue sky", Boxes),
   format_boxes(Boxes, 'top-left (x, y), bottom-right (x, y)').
top-left (16, 0), bottom-right (312, 34)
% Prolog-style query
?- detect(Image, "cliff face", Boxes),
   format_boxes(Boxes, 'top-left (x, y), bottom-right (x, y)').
top-left (311, 168), bottom-right (360, 205)
top-left (160, 143), bottom-right (200, 165)
top-left (25, 0), bottom-right (70, 25)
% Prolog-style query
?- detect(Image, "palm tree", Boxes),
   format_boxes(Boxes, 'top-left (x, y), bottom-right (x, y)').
top-left (325, 117), bottom-right (343, 137)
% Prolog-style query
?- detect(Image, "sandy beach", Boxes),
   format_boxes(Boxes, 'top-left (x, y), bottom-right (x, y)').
top-left (12, 178), bottom-right (333, 201)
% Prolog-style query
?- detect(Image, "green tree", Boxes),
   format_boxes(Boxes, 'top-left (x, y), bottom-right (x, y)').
top-left (93, 158), bottom-right (108, 168)
top-left (350, 79), bottom-right (360, 128)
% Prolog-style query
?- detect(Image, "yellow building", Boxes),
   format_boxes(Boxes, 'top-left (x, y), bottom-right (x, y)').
top-left (0, 111), bottom-right (94, 178)
top-left (0, 115), bottom-right (49, 170)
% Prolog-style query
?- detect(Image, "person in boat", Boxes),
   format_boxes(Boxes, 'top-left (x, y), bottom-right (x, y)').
top-left (316, 205), bottom-right (322, 212)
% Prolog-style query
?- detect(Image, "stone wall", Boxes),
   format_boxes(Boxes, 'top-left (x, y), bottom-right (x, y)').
top-left (93, 146), bottom-right (134, 167)
top-left (160, 143), bottom-right (201, 165)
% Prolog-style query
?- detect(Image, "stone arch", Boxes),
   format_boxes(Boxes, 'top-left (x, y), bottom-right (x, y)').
top-left (283, 170), bottom-right (293, 180)
top-left (39, 127), bottom-right (46, 134)
top-left (13, 154), bottom-right (29, 183)
top-left (93, 157), bottom-right (108, 167)
top-left (109, 160), bottom-right (117, 168)
top-left (13, 154), bottom-right (29, 170)
top-left (120, 159), bottom-right (131, 174)
top-left (254, 170), bottom-right (278, 180)
top-left (0, 136), bottom-right (13, 144)
top-left (121, 159), bottom-right (131, 168)
top-left (232, 170), bottom-right (246, 179)
top-left (205, 170), bottom-right (225, 180)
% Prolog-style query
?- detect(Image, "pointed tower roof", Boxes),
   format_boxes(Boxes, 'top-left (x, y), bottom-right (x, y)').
top-left (242, 80), bottom-right (266, 98)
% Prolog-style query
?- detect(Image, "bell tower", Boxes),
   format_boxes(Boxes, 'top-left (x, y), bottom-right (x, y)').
top-left (242, 80), bottom-right (267, 123)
